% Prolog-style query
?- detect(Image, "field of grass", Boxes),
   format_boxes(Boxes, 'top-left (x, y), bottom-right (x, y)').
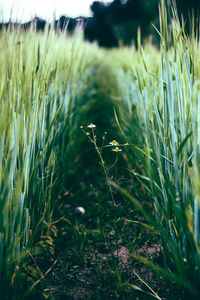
top-left (1, 1), bottom-right (200, 299)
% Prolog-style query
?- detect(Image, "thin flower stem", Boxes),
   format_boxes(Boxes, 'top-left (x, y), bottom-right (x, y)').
top-left (110, 154), bottom-right (119, 169)
top-left (88, 127), bottom-right (116, 206)
top-left (96, 150), bottom-right (116, 205)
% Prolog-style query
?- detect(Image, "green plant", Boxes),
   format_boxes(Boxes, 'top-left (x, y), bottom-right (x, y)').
top-left (115, 0), bottom-right (200, 297)
top-left (0, 26), bottom-right (101, 298)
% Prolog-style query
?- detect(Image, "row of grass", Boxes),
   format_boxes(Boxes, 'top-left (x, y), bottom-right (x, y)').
top-left (116, 0), bottom-right (200, 297)
top-left (0, 26), bottom-right (105, 298)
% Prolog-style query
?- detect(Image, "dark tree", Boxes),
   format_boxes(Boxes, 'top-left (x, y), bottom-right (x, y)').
top-left (23, 17), bottom-right (46, 31)
top-left (85, 1), bottom-right (118, 47)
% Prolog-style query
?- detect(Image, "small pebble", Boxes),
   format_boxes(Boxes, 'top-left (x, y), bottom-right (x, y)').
top-left (75, 207), bottom-right (85, 214)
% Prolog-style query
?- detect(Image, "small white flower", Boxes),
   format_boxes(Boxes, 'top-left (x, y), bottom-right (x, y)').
top-left (112, 147), bottom-right (122, 152)
top-left (88, 123), bottom-right (96, 128)
top-left (109, 140), bottom-right (119, 146)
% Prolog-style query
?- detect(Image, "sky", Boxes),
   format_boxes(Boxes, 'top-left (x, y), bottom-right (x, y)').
top-left (0, 0), bottom-right (111, 22)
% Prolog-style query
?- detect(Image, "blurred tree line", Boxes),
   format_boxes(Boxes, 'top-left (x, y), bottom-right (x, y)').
top-left (0, 0), bottom-right (199, 48)
top-left (85, 0), bottom-right (159, 47)
top-left (85, 0), bottom-right (200, 47)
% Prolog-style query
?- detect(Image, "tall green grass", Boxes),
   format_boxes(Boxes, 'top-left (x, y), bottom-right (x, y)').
top-left (0, 26), bottom-right (103, 297)
top-left (117, 0), bottom-right (200, 297)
